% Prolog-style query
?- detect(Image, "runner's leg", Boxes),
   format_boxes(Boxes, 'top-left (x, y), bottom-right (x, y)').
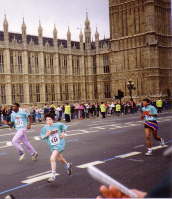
top-left (21, 129), bottom-right (37, 155)
top-left (12, 129), bottom-right (25, 154)
top-left (152, 130), bottom-right (161, 141)
top-left (144, 127), bottom-right (153, 155)
top-left (50, 150), bottom-right (59, 173)
top-left (144, 127), bottom-right (152, 148)
top-left (57, 153), bottom-right (72, 175)
top-left (48, 150), bottom-right (59, 182)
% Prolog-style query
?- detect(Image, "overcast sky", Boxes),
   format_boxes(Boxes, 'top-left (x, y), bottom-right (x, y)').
top-left (0, 0), bottom-right (109, 41)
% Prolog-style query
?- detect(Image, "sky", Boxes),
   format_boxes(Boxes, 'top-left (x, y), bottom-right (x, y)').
top-left (0, 0), bottom-right (109, 41)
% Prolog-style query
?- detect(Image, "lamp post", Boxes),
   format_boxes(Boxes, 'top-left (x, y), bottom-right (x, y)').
top-left (127, 80), bottom-right (135, 101)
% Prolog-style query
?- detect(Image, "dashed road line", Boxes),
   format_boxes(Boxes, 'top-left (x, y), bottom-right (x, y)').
top-left (134, 144), bottom-right (144, 149)
top-left (26, 171), bottom-right (51, 179)
top-left (76, 161), bottom-right (105, 168)
top-left (116, 151), bottom-right (141, 158)
top-left (22, 173), bottom-right (60, 184)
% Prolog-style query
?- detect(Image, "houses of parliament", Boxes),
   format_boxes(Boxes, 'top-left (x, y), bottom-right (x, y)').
top-left (0, 0), bottom-right (171, 105)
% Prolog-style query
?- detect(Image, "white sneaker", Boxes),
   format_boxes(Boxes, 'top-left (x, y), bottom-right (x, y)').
top-left (31, 153), bottom-right (38, 161)
top-left (47, 175), bottom-right (56, 183)
top-left (160, 138), bottom-right (165, 147)
top-left (145, 150), bottom-right (152, 156)
top-left (66, 162), bottom-right (72, 176)
top-left (19, 153), bottom-right (25, 161)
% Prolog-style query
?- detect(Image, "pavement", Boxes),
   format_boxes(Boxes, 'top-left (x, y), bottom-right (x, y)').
top-left (0, 112), bottom-right (171, 199)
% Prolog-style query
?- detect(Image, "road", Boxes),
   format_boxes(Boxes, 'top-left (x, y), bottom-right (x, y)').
top-left (0, 112), bottom-right (171, 199)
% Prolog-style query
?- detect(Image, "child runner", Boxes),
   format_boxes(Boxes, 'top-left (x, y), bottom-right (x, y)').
top-left (141, 98), bottom-right (165, 156)
top-left (7, 103), bottom-right (38, 161)
top-left (40, 114), bottom-right (72, 183)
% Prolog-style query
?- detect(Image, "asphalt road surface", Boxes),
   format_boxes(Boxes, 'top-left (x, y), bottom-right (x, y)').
top-left (0, 112), bottom-right (171, 199)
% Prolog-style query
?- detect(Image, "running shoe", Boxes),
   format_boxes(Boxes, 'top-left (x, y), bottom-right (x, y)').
top-left (31, 153), bottom-right (38, 161)
top-left (19, 153), bottom-right (25, 161)
top-left (145, 150), bottom-right (152, 156)
top-left (47, 175), bottom-right (56, 183)
top-left (4, 194), bottom-right (15, 199)
top-left (160, 138), bottom-right (166, 147)
top-left (66, 162), bottom-right (72, 176)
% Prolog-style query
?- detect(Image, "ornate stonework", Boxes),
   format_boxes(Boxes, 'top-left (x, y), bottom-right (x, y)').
top-left (0, 1), bottom-right (171, 105)
top-left (0, 16), bottom-right (111, 105)
top-left (109, 0), bottom-right (172, 100)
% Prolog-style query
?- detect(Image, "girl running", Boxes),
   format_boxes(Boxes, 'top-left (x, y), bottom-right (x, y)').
top-left (40, 114), bottom-right (72, 182)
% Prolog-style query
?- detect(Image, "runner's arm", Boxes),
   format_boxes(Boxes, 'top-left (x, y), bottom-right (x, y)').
top-left (149, 107), bottom-right (158, 117)
top-left (59, 123), bottom-right (68, 138)
top-left (40, 128), bottom-right (51, 140)
top-left (4, 120), bottom-right (14, 128)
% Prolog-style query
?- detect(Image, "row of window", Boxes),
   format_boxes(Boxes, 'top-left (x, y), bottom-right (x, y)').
top-left (0, 51), bottom-right (110, 75)
top-left (0, 83), bottom-right (112, 104)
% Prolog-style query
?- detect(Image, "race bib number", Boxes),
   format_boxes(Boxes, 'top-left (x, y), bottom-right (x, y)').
top-left (49, 132), bottom-right (60, 146)
top-left (15, 118), bottom-right (24, 128)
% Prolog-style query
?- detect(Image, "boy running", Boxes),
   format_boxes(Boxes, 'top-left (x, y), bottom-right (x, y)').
top-left (7, 103), bottom-right (38, 161)
top-left (40, 114), bottom-right (72, 183)
top-left (141, 98), bottom-right (165, 156)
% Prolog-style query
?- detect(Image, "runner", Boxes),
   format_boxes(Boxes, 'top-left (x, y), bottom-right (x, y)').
top-left (7, 103), bottom-right (38, 161)
top-left (40, 114), bottom-right (72, 183)
top-left (141, 98), bottom-right (165, 156)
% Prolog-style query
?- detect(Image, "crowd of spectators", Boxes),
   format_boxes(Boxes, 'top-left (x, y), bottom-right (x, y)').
top-left (0, 99), bottom-right (171, 125)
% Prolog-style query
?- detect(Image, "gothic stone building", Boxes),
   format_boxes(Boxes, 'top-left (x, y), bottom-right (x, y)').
top-left (0, 15), bottom-right (111, 105)
top-left (109, 0), bottom-right (172, 99)
top-left (0, 0), bottom-right (172, 105)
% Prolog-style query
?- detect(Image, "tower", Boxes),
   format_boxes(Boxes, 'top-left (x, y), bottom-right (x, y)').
top-left (95, 27), bottom-right (99, 52)
top-left (79, 29), bottom-right (84, 50)
top-left (38, 21), bottom-right (43, 46)
top-left (21, 18), bottom-right (27, 46)
top-left (84, 12), bottom-right (91, 50)
top-left (67, 27), bottom-right (71, 49)
top-left (109, 0), bottom-right (172, 99)
top-left (3, 15), bottom-right (9, 45)
top-left (53, 24), bottom-right (58, 48)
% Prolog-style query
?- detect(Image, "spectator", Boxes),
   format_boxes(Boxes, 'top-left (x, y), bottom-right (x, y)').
top-left (64, 103), bottom-right (71, 122)
top-left (100, 102), bottom-right (106, 119)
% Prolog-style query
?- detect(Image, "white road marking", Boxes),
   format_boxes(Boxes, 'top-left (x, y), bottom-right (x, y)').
top-left (109, 126), bottom-right (123, 129)
top-left (77, 161), bottom-right (105, 168)
top-left (116, 152), bottom-right (141, 158)
top-left (127, 124), bottom-right (140, 127)
top-left (0, 133), bottom-right (15, 137)
top-left (0, 141), bottom-right (8, 144)
top-left (93, 126), bottom-right (105, 130)
top-left (27, 171), bottom-right (51, 179)
top-left (134, 144), bottom-right (144, 149)
top-left (0, 145), bottom-right (10, 149)
top-left (67, 131), bottom-right (98, 137)
top-left (33, 136), bottom-right (41, 141)
top-left (6, 141), bottom-right (12, 146)
top-left (22, 173), bottom-right (59, 184)
top-left (152, 145), bottom-right (168, 150)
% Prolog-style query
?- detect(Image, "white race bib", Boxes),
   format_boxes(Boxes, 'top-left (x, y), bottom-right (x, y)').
top-left (15, 118), bottom-right (24, 128)
top-left (49, 132), bottom-right (60, 146)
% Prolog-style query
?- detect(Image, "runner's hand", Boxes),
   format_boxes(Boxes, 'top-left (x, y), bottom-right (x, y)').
top-left (60, 132), bottom-right (65, 139)
top-left (27, 124), bottom-right (31, 129)
top-left (97, 185), bottom-right (147, 198)
top-left (46, 130), bottom-right (52, 137)
top-left (141, 115), bottom-right (144, 120)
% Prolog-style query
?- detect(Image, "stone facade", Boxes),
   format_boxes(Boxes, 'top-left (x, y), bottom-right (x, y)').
top-left (109, 0), bottom-right (172, 100)
top-left (0, 15), bottom-right (111, 105)
top-left (0, 0), bottom-right (172, 105)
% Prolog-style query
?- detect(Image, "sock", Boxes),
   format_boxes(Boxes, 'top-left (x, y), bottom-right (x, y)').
top-left (52, 170), bottom-right (56, 176)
